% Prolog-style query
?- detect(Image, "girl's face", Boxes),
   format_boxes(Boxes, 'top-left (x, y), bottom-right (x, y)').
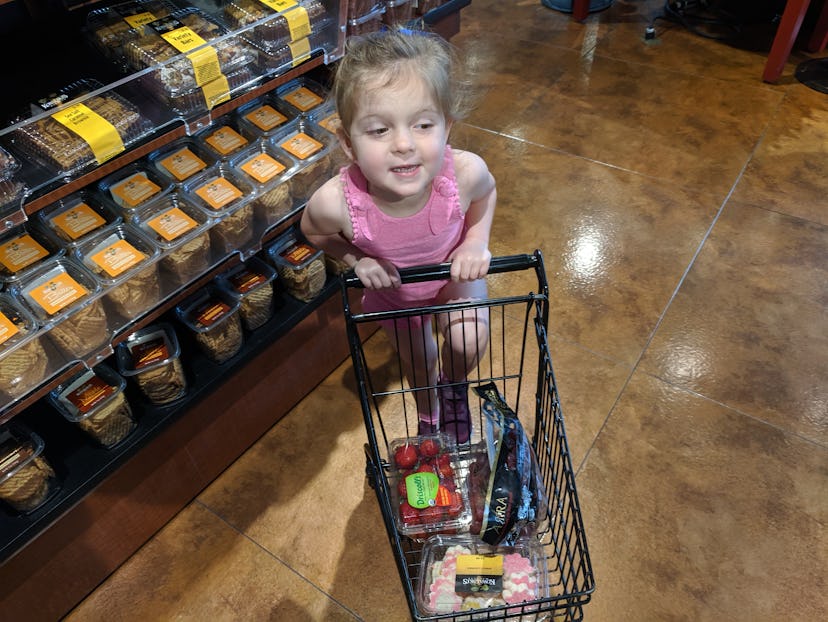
top-left (339, 69), bottom-right (451, 213)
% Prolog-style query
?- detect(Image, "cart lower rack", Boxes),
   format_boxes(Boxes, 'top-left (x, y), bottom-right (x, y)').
top-left (341, 251), bottom-right (594, 621)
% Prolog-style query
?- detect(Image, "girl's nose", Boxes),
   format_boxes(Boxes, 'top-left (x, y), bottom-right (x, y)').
top-left (392, 129), bottom-right (414, 153)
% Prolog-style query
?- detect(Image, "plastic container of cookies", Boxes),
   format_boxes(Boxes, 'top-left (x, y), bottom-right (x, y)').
top-left (383, 0), bottom-right (415, 25)
top-left (387, 434), bottom-right (471, 540)
top-left (227, 141), bottom-right (299, 230)
top-left (175, 284), bottom-right (244, 364)
top-left (248, 29), bottom-right (335, 77)
top-left (416, 535), bottom-right (550, 616)
top-left (49, 363), bottom-right (137, 449)
top-left (115, 322), bottom-right (187, 405)
top-left (75, 224), bottom-right (162, 322)
top-left (235, 96), bottom-right (296, 140)
top-left (0, 223), bottom-right (65, 289)
top-left (0, 293), bottom-right (60, 400)
top-left (181, 165), bottom-right (257, 256)
top-left (306, 102), bottom-right (349, 173)
top-left (0, 423), bottom-right (60, 515)
top-left (274, 77), bottom-right (330, 118)
top-left (147, 138), bottom-right (218, 186)
top-left (268, 118), bottom-right (333, 202)
top-left (222, 0), bottom-right (332, 54)
top-left (0, 145), bottom-right (26, 214)
top-left (194, 119), bottom-right (252, 162)
top-left (13, 257), bottom-right (110, 360)
top-left (120, 8), bottom-right (260, 114)
top-left (97, 162), bottom-right (175, 221)
top-left (133, 192), bottom-right (214, 289)
top-left (35, 189), bottom-right (122, 250)
top-left (84, 0), bottom-right (180, 69)
top-left (347, 2), bottom-right (386, 37)
top-left (7, 78), bottom-right (154, 179)
top-left (214, 256), bottom-right (277, 331)
top-left (265, 228), bottom-right (326, 302)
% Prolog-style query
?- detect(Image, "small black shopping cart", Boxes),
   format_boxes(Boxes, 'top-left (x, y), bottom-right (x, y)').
top-left (341, 251), bottom-right (595, 621)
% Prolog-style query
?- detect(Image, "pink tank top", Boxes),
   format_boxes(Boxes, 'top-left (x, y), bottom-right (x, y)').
top-left (343, 145), bottom-right (465, 309)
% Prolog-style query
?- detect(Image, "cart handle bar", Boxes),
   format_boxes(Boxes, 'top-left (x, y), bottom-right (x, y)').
top-left (342, 251), bottom-right (544, 288)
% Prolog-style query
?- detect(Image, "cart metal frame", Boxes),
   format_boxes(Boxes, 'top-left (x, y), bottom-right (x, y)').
top-left (341, 251), bottom-right (595, 621)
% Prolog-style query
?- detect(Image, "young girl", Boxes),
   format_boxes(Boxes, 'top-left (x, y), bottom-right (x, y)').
top-left (300, 28), bottom-right (496, 443)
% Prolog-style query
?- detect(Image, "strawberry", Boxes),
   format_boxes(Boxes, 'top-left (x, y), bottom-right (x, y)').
top-left (393, 444), bottom-right (418, 469)
top-left (419, 438), bottom-right (440, 457)
top-left (397, 479), bottom-right (407, 498)
top-left (420, 505), bottom-right (444, 525)
top-left (399, 501), bottom-right (420, 526)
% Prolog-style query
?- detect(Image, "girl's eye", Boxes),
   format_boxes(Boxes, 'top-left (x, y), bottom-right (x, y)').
top-left (415, 122), bottom-right (434, 130)
top-left (368, 127), bottom-right (388, 136)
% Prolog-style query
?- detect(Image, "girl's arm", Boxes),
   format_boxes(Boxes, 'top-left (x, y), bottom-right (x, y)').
top-left (300, 179), bottom-right (401, 289)
top-left (451, 151), bottom-right (497, 281)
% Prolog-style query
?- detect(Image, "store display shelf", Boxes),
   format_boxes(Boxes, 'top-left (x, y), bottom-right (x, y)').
top-left (0, 204), bottom-right (308, 424)
top-left (0, 273), bottom-right (341, 563)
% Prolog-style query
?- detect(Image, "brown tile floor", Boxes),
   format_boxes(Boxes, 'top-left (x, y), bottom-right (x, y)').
top-left (66, 1), bottom-right (827, 620)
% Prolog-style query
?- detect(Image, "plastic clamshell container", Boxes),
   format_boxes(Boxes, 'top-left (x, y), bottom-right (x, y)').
top-left (14, 257), bottom-right (110, 359)
top-left (181, 165), bottom-right (257, 256)
top-left (222, 0), bottom-right (332, 54)
top-left (0, 223), bottom-right (65, 289)
top-left (75, 224), bottom-right (161, 321)
top-left (417, 535), bottom-right (550, 616)
top-left (120, 8), bottom-right (259, 114)
top-left (269, 118), bottom-right (333, 201)
top-left (35, 189), bottom-right (122, 250)
top-left (266, 229), bottom-right (326, 302)
top-left (133, 192), bottom-right (213, 288)
top-left (227, 141), bottom-right (299, 229)
top-left (387, 433), bottom-right (471, 540)
top-left (85, 0), bottom-right (180, 67)
top-left (147, 138), bottom-right (218, 186)
top-left (383, 0), bottom-right (415, 25)
top-left (248, 29), bottom-right (334, 76)
top-left (274, 77), bottom-right (330, 117)
top-left (194, 119), bottom-right (252, 162)
top-left (306, 102), bottom-right (349, 173)
top-left (235, 95), bottom-right (296, 140)
top-left (348, 0), bottom-right (385, 19)
top-left (175, 284), bottom-right (243, 364)
top-left (214, 256), bottom-right (277, 331)
top-left (49, 363), bottom-right (137, 448)
top-left (0, 423), bottom-right (59, 514)
top-left (97, 162), bottom-right (175, 221)
top-left (347, 2), bottom-right (386, 36)
top-left (0, 293), bottom-right (57, 399)
top-left (0, 145), bottom-right (26, 212)
top-left (8, 78), bottom-right (154, 179)
top-left (115, 322), bottom-right (187, 404)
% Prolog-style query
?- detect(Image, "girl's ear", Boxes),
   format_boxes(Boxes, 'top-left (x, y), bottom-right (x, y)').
top-left (337, 128), bottom-right (355, 162)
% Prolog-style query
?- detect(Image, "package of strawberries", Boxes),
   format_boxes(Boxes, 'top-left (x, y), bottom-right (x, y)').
top-left (388, 433), bottom-right (472, 540)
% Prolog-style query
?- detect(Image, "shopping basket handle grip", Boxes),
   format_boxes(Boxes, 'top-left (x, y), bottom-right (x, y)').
top-left (342, 252), bottom-right (542, 288)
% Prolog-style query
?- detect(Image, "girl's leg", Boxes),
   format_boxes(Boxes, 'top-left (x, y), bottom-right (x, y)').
top-left (383, 314), bottom-right (440, 434)
top-left (434, 279), bottom-right (489, 443)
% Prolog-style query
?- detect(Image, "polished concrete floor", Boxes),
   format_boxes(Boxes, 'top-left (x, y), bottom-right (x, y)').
top-left (66, 1), bottom-right (827, 620)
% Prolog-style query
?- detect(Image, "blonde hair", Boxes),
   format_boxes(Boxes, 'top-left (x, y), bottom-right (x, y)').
top-left (333, 27), bottom-right (472, 135)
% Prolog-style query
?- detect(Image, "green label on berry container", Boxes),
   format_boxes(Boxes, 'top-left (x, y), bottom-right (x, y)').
top-left (406, 472), bottom-right (439, 509)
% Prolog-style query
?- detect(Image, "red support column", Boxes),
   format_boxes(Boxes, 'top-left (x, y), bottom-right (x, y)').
top-left (763, 0), bottom-right (812, 82)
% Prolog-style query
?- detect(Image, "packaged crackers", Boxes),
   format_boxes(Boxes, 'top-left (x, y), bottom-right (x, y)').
top-left (116, 323), bottom-right (187, 404)
top-left (49, 364), bottom-right (137, 448)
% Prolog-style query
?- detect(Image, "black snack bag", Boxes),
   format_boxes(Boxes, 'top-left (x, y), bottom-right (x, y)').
top-left (470, 382), bottom-right (549, 546)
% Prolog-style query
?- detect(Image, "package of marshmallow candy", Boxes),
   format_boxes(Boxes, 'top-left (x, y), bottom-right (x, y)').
top-left (417, 535), bottom-right (550, 618)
